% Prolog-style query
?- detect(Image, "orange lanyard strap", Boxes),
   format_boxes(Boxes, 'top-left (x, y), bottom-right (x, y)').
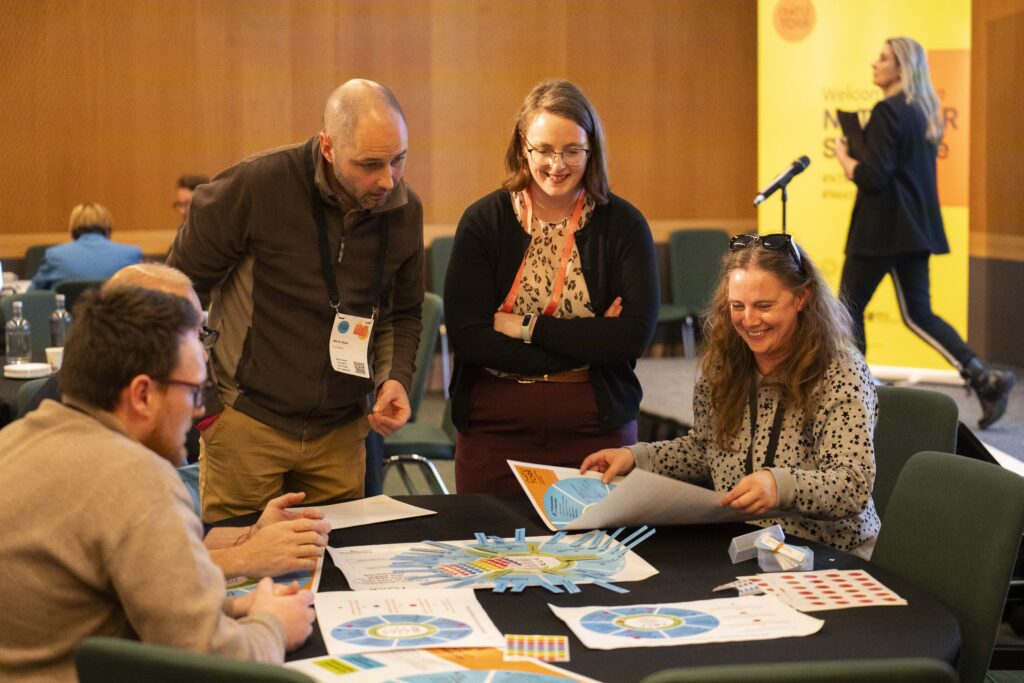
top-left (500, 189), bottom-right (586, 315)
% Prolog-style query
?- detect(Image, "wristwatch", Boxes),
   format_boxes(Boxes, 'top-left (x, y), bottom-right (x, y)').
top-left (521, 313), bottom-right (534, 344)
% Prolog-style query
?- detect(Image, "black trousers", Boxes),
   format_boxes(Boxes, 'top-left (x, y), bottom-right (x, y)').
top-left (839, 253), bottom-right (974, 371)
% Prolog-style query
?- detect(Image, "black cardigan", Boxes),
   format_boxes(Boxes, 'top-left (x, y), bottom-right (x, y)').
top-left (846, 94), bottom-right (949, 257)
top-left (444, 189), bottom-right (660, 431)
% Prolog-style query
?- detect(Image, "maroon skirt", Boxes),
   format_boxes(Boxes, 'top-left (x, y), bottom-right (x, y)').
top-left (455, 371), bottom-right (637, 495)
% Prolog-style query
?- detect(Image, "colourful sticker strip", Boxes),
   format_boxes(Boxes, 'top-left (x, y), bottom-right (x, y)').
top-left (504, 633), bottom-right (570, 662)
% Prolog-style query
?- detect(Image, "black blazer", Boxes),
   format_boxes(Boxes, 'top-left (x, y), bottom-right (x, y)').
top-left (845, 94), bottom-right (949, 257)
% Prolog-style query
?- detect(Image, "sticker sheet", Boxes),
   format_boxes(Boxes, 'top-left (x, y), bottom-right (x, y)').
top-left (550, 596), bottom-right (824, 650)
top-left (287, 647), bottom-right (601, 682)
top-left (314, 588), bottom-right (504, 655)
top-left (735, 570), bottom-right (907, 612)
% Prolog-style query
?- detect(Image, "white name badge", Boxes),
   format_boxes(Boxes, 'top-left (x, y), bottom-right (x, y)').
top-left (329, 313), bottom-right (374, 378)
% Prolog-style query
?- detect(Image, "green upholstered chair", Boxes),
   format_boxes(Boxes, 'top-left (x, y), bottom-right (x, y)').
top-left (429, 235), bottom-right (455, 397)
top-left (656, 229), bottom-right (729, 357)
top-left (639, 658), bottom-right (958, 682)
top-left (1, 290), bottom-right (57, 358)
top-left (872, 385), bottom-right (959, 519)
top-left (75, 636), bottom-right (315, 682)
top-left (872, 451), bottom-right (1024, 683)
top-left (54, 278), bottom-right (105, 312)
top-left (15, 376), bottom-right (51, 417)
top-left (21, 243), bottom-right (57, 280)
top-left (382, 398), bottom-right (455, 494)
top-left (406, 292), bottom-right (443, 423)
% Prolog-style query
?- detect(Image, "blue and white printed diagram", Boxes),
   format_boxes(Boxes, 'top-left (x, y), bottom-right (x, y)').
top-left (580, 606), bottom-right (720, 639)
top-left (543, 478), bottom-right (615, 529)
top-left (331, 614), bottom-right (472, 648)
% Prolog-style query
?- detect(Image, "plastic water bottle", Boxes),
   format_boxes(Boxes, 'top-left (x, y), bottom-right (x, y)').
top-left (5, 301), bottom-right (32, 364)
top-left (50, 293), bottom-right (73, 347)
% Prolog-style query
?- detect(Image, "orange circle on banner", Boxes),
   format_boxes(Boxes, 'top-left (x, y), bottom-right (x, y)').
top-left (774, 0), bottom-right (815, 42)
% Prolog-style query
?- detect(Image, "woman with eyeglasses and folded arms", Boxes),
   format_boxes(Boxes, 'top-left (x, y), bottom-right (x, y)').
top-left (835, 37), bottom-right (1013, 429)
top-left (444, 80), bottom-right (659, 495)
top-left (581, 235), bottom-right (881, 557)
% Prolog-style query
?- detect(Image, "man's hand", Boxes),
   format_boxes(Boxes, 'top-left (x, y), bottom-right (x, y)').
top-left (253, 491), bottom-right (326, 532)
top-left (579, 447), bottom-right (636, 484)
top-left (247, 577), bottom-right (315, 651)
top-left (230, 518), bottom-right (328, 577)
top-left (719, 470), bottom-right (778, 515)
top-left (368, 379), bottom-right (410, 436)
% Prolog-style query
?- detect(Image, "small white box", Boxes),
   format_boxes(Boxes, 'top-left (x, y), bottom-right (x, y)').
top-left (758, 545), bottom-right (814, 572)
top-left (728, 524), bottom-right (785, 564)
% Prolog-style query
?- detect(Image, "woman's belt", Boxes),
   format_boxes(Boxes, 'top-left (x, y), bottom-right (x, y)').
top-left (508, 368), bottom-right (591, 384)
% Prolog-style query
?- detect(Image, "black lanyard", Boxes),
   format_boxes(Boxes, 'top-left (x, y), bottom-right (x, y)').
top-left (744, 383), bottom-right (786, 475)
top-left (306, 142), bottom-right (389, 319)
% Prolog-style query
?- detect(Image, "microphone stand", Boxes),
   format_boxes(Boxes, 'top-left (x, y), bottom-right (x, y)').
top-left (781, 185), bottom-right (788, 234)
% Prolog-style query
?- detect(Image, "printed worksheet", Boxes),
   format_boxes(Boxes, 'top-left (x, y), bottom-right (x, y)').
top-left (509, 460), bottom-right (761, 530)
top-left (225, 555), bottom-right (323, 597)
top-left (287, 647), bottom-right (601, 682)
top-left (551, 595), bottom-right (823, 650)
top-left (328, 528), bottom-right (657, 593)
top-left (314, 589), bottom-right (504, 656)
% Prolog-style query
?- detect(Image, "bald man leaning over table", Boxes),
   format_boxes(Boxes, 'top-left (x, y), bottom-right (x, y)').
top-left (168, 79), bottom-right (424, 523)
top-left (0, 286), bottom-right (315, 682)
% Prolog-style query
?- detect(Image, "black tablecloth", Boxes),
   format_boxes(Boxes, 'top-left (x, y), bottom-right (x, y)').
top-left (269, 494), bottom-right (959, 681)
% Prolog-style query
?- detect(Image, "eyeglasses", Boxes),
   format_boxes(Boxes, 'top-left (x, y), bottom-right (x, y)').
top-left (524, 140), bottom-right (590, 167)
top-left (199, 325), bottom-right (219, 351)
top-left (156, 378), bottom-right (212, 409)
top-left (729, 233), bottom-right (803, 271)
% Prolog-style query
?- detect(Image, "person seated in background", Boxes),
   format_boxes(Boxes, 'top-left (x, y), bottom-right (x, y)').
top-left (0, 286), bottom-right (314, 682)
top-left (581, 234), bottom-right (881, 559)
top-left (28, 202), bottom-right (143, 290)
top-left (174, 174), bottom-right (210, 224)
top-left (16, 262), bottom-right (331, 580)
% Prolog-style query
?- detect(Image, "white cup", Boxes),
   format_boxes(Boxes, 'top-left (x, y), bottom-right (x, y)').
top-left (45, 347), bottom-right (64, 371)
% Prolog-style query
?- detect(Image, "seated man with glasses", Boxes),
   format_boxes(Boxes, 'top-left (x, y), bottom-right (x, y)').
top-left (16, 263), bottom-right (331, 582)
top-left (582, 233), bottom-right (881, 559)
top-left (0, 285), bottom-right (316, 682)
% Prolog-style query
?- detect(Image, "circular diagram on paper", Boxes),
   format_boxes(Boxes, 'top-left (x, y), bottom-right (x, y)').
top-left (580, 606), bottom-right (719, 639)
top-left (543, 477), bottom-right (616, 528)
top-left (400, 672), bottom-right (570, 683)
top-left (331, 614), bottom-right (472, 648)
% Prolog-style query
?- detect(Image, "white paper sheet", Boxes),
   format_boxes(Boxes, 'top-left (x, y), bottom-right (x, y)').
top-left (550, 595), bottom-right (823, 650)
top-left (308, 495), bottom-right (436, 530)
top-left (287, 647), bottom-right (601, 682)
top-left (328, 530), bottom-right (657, 592)
top-left (509, 460), bottom-right (761, 530)
top-left (314, 588), bottom-right (504, 655)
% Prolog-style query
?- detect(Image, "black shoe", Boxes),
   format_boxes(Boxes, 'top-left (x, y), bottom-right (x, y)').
top-left (963, 358), bottom-right (1015, 429)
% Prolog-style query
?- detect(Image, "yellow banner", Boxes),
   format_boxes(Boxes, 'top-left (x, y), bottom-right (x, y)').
top-left (758, 0), bottom-right (971, 370)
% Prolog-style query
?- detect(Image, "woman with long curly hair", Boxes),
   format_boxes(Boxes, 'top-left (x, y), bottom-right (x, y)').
top-left (581, 235), bottom-right (880, 557)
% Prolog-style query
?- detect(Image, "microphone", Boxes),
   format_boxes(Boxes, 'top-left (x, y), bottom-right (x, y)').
top-left (753, 156), bottom-right (810, 206)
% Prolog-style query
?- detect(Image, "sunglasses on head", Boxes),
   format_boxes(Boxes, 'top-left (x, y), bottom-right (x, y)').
top-left (729, 233), bottom-right (803, 270)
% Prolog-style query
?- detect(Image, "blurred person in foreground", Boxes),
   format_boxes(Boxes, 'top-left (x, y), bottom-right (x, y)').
top-left (582, 234), bottom-right (881, 559)
top-left (835, 37), bottom-right (1013, 429)
top-left (0, 286), bottom-right (314, 682)
top-left (29, 202), bottom-right (143, 291)
top-left (444, 79), bottom-right (659, 495)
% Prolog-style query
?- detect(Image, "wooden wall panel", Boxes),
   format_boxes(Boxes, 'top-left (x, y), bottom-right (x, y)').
top-left (0, 0), bottom-right (757, 260)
